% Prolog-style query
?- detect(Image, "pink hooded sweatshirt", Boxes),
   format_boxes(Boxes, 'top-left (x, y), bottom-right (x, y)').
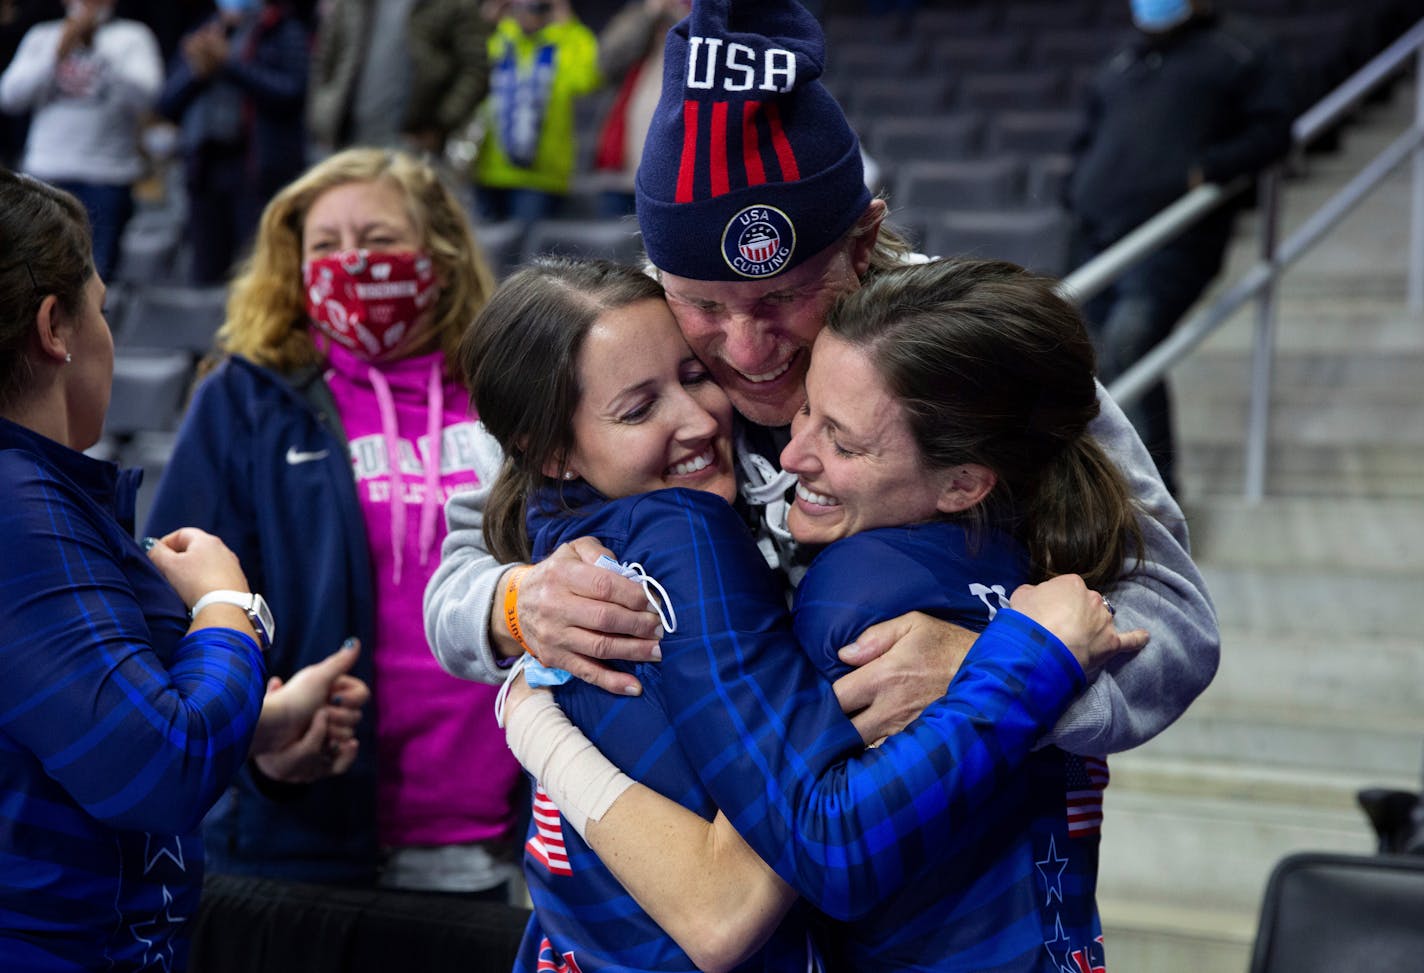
top-left (325, 340), bottom-right (522, 849)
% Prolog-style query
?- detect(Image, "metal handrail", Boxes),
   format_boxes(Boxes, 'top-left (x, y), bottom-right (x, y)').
top-left (1057, 18), bottom-right (1424, 502)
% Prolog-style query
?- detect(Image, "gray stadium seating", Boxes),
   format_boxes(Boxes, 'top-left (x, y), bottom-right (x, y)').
top-left (924, 208), bottom-right (1073, 278)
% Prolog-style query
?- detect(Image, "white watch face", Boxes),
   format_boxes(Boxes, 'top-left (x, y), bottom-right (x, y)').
top-left (249, 594), bottom-right (275, 647)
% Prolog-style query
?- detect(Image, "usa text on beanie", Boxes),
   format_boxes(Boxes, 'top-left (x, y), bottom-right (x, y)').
top-left (635, 0), bottom-right (870, 281)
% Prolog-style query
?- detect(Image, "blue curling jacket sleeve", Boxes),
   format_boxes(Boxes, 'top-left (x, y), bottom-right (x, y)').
top-left (622, 491), bottom-right (1083, 920)
top-left (0, 449), bottom-right (266, 835)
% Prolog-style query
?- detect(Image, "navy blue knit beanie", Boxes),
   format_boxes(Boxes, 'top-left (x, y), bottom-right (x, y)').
top-left (635, 0), bottom-right (870, 281)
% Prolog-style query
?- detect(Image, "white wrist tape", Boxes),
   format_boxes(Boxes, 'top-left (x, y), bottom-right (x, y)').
top-left (505, 690), bottom-right (634, 839)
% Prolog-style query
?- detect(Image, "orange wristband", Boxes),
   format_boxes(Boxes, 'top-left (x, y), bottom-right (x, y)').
top-left (503, 566), bottom-right (534, 655)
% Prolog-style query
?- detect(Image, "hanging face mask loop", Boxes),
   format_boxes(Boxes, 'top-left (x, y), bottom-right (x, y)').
top-left (597, 555), bottom-right (677, 636)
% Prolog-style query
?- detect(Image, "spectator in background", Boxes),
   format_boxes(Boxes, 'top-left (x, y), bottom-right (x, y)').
top-left (307, 0), bottom-right (490, 158)
top-left (0, 0), bottom-right (161, 282)
top-left (589, 0), bottom-right (687, 217)
top-left (147, 149), bottom-right (526, 899)
top-left (158, 0), bottom-right (308, 285)
top-left (472, 0), bottom-right (600, 223)
top-left (0, 1), bottom-right (63, 168)
top-left (1067, 0), bottom-right (1292, 496)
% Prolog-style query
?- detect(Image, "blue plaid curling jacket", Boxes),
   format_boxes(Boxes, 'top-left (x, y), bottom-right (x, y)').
top-left (512, 484), bottom-right (1084, 972)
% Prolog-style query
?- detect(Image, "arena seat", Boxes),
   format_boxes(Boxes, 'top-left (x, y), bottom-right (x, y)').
top-left (1026, 153), bottom-right (1076, 208)
top-left (1248, 852), bottom-right (1424, 973)
top-left (521, 218), bottom-right (644, 268)
top-left (925, 35), bottom-right (1028, 75)
top-left (911, 6), bottom-right (1001, 37)
top-left (924, 207), bottom-right (1073, 278)
top-left (103, 350), bottom-right (193, 439)
top-left (116, 284), bottom-right (229, 358)
top-left (1003, 1), bottom-right (1100, 30)
top-left (895, 157), bottom-right (1027, 212)
top-left (988, 109), bottom-right (1083, 157)
top-left (189, 874), bottom-right (529, 973)
top-left (845, 78), bottom-right (955, 121)
top-left (473, 219), bottom-right (530, 281)
top-left (957, 68), bottom-right (1071, 111)
top-left (1031, 28), bottom-right (1123, 68)
top-left (868, 113), bottom-right (985, 166)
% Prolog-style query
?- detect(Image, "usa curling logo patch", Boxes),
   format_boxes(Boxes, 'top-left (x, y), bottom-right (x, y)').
top-left (722, 205), bottom-right (796, 279)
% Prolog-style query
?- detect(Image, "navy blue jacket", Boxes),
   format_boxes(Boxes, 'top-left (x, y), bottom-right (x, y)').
top-left (795, 524), bottom-right (1106, 972)
top-left (1069, 13), bottom-right (1293, 275)
top-left (146, 356), bottom-right (381, 884)
top-left (158, 9), bottom-right (309, 192)
top-left (513, 484), bottom-right (1085, 971)
top-left (0, 416), bottom-right (265, 970)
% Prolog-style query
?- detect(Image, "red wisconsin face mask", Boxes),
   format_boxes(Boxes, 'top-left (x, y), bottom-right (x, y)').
top-left (303, 249), bottom-right (440, 360)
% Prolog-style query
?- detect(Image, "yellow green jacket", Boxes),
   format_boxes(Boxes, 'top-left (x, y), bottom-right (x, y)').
top-left (474, 17), bottom-right (602, 194)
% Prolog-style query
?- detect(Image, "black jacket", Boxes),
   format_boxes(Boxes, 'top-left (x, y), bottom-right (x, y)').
top-left (1069, 13), bottom-right (1293, 251)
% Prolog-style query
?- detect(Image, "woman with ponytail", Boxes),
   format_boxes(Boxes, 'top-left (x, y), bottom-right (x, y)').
top-left (497, 257), bottom-right (1149, 971)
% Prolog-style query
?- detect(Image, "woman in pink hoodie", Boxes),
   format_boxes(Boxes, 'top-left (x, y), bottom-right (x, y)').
top-left (148, 148), bottom-right (525, 897)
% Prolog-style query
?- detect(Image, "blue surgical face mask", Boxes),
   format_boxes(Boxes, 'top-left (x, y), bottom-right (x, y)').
top-left (1130, 0), bottom-right (1193, 32)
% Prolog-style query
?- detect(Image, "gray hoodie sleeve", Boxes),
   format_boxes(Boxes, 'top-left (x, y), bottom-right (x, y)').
top-left (1043, 382), bottom-right (1220, 754)
top-left (422, 424), bottom-right (515, 686)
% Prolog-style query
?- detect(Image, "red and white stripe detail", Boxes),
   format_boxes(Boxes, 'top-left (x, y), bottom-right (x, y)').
top-left (527, 786), bottom-right (573, 876)
top-left (676, 99), bottom-right (800, 202)
top-left (1066, 756), bottom-right (1110, 838)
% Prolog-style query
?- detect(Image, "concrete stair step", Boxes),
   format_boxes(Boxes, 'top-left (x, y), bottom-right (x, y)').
top-left (1191, 300), bottom-right (1423, 356)
top-left (1176, 397), bottom-right (1424, 447)
top-left (1182, 497), bottom-right (1424, 571)
top-left (1200, 629), bottom-right (1424, 714)
top-left (1180, 441), bottom-right (1424, 498)
top-left (1190, 302), bottom-right (1424, 358)
top-left (1099, 900), bottom-right (1254, 973)
top-left (1135, 699), bottom-right (1424, 778)
top-left (1200, 563), bottom-right (1424, 637)
top-left (1174, 349), bottom-right (1424, 401)
top-left (1097, 758), bottom-right (1383, 916)
top-left (1095, 757), bottom-right (1402, 970)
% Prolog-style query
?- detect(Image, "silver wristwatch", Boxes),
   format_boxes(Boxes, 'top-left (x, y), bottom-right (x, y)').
top-left (191, 590), bottom-right (275, 651)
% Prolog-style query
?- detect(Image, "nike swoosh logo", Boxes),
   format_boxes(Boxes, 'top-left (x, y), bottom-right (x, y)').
top-left (285, 446), bottom-right (331, 465)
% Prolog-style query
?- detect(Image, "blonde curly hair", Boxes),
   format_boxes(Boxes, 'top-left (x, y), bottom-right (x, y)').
top-left (218, 148), bottom-right (496, 377)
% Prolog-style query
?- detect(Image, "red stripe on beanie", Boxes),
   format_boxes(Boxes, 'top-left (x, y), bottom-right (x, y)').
top-left (710, 101), bottom-right (730, 197)
top-left (676, 100), bottom-right (700, 204)
top-left (765, 102), bottom-right (800, 182)
top-left (742, 102), bottom-right (766, 186)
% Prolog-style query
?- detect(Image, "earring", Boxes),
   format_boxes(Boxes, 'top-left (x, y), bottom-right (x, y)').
top-left (65, 353), bottom-right (72, 363)
top-left (562, 471), bottom-right (575, 481)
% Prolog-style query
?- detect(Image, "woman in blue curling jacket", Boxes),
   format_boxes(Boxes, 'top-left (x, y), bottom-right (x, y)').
top-left (461, 257), bottom-right (1145, 972)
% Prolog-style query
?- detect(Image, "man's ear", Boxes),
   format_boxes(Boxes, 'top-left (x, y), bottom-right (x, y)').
top-left (34, 294), bottom-right (70, 364)
top-left (936, 463), bottom-right (997, 514)
top-left (847, 198), bottom-right (888, 278)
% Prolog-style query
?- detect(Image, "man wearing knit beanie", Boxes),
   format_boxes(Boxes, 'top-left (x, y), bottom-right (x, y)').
top-left (426, 0), bottom-right (1218, 770)
top-left (635, 0), bottom-right (877, 427)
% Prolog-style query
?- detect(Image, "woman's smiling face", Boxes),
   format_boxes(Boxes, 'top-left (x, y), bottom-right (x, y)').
top-left (563, 298), bottom-right (737, 504)
top-left (780, 332), bottom-right (958, 545)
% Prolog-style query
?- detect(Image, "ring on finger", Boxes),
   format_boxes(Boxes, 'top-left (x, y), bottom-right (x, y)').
top-left (1101, 596), bottom-right (1116, 617)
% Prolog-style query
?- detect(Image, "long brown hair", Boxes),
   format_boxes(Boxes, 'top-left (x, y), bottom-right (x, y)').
top-left (826, 258), bottom-right (1143, 590)
top-left (459, 258), bottom-right (665, 563)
